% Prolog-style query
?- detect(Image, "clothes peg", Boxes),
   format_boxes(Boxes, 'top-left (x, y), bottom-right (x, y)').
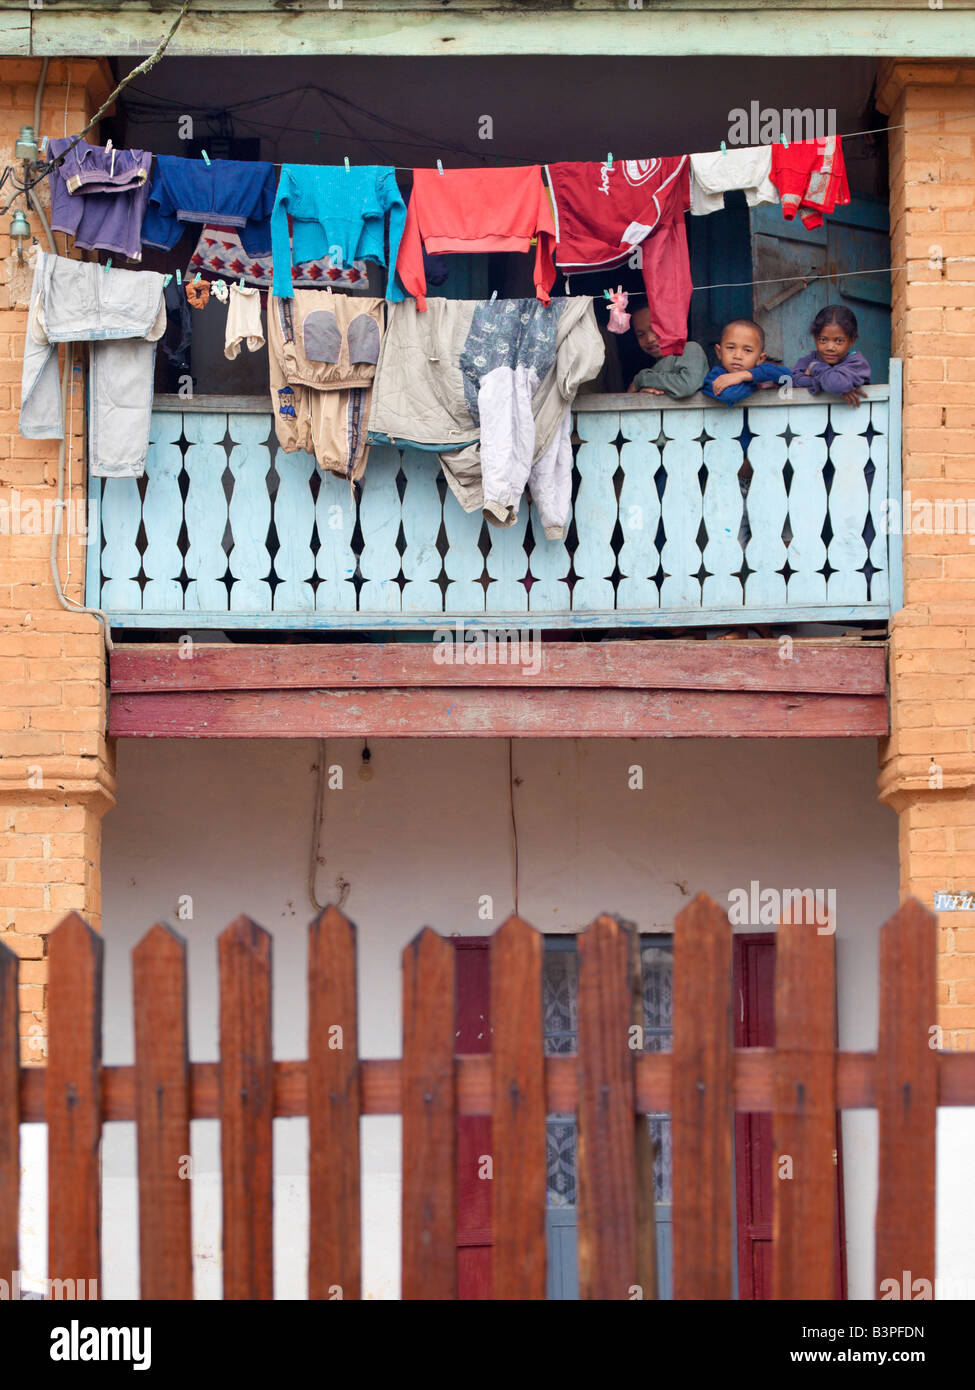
top-left (105, 139), bottom-right (112, 153)
top-left (720, 141), bottom-right (727, 156)
top-left (201, 149), bottom-right (211, 167)
top-left (40, 135), bottom-right (48, 153)
top-left (104, 258), bottom-right (112, 272)
top-left (162, 273), bottom-right (173, 287)
top-left (193, 272), bottom-right (201, 285)
top-left (780, 134), bottom-right (789, 149)
top-left (490, 289), bottom-right (497, 302)
top-left (344, 156), bottom-right (350, 173)
top-left (606, 153), bottom-right (613, 169)
top-left (437, 159), bottom-right (444, 176)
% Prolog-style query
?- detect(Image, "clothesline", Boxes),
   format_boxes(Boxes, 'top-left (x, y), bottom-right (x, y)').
top-left (22, 92), bottom-right (975, 191)
top-left (628, 263), bottom-right (909, 298)
top-left (118, 83), bottom-right (975, 172)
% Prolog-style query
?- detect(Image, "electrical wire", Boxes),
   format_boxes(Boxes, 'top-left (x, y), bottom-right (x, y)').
top-left (508, 738), bottom-right (520, 918)
top-left (309, 737), bottom-right (327, 912)
top-left (13, 0), bottom-right (191, 195)
top-left (24, 57), bottom-right (115, 653)
top-left (113, 80), bottom-right (975, 172)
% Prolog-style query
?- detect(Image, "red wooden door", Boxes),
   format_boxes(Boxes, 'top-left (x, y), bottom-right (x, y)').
top-left (453, 938), bottom-right (492, 1299)
top-left (733, 933), bottom-right (847, 1299)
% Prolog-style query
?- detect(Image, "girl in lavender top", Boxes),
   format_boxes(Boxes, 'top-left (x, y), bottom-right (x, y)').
top-left (792, 304), bottom-right (872, 406)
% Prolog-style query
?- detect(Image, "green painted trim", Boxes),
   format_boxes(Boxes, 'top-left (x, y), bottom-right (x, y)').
top-left (25, 9), bottom-right (975, 59)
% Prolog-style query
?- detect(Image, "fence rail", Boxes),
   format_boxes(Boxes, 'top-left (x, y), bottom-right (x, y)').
top-left (1, 893), bottom-right (963, 1300)
top-left (85, 368), bottom-right (902, 633)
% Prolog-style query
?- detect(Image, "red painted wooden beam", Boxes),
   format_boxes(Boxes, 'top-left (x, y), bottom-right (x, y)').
top-left (109, 687), bottom-right (888, 739)
top-left (109, 640), bottom-right (887, 696)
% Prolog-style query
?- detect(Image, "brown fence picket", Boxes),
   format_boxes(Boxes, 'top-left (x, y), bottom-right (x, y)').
top-left (401, 927), bottom-right (455, 1299)
top-left (133, 923), bottom-right (192, 1300)
top-left (630, 928), bottom-right (658, 1302)
top-left (491, 915), bottom-right (546, 1300)
top-left (308, 905), bottom-right (361, 1301)
top-left (772, 908), bottom-right (836, 1300)
top-left (577, 915), bottom-right (639, 1300)
top-left (0, 941), bottom-right (18, 1286)
top-left (219, 917), bottom-right (273, 1300)
top-left (47, 914), bottom-right (103, 1298)
top-left (671, 894), bottom-right (733, 1300)
top-left (875, 898), bottom-right (937, 1299)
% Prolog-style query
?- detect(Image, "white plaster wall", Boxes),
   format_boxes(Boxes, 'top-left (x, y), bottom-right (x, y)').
top-left (71, 733), bottom-right (949, 1299)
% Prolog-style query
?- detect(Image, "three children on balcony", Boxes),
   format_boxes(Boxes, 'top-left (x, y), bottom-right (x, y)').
top-left (628, 304), bottom-right (871, 408)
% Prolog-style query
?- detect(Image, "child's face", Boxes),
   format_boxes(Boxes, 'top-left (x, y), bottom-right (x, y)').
top-left (714, 325), bottom-right (765, 372)
top-left (815, 320), bottom-right (855, 364)
top-left (631, 309), bottom-right (660, 357)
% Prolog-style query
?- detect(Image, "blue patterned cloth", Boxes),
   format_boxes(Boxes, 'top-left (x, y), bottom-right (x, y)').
top-left (459, 298), bottom-right (564, 424)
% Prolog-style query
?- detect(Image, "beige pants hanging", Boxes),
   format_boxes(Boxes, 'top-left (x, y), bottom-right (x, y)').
top-left (267, 290), bottom-right (383, 482)
top-left (269, 377), bottom-right (373, 482)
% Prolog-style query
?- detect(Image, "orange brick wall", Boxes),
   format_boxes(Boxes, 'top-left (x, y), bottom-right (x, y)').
top-left (0, 58), bottom-right (116, 1061)
top-left (877, 60), bottom-right (975, 1044)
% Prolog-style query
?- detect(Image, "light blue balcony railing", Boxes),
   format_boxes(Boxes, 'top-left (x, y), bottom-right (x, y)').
top-left (86, 363), bottom-right (902, 631)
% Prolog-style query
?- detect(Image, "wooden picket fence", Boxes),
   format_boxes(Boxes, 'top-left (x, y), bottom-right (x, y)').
top-left (0, 893), bottom-right (971, 1300)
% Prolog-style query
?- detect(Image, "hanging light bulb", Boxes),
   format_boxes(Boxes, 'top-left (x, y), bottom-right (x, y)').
top-left (9, 208), bottom-right (30, 262)
top-left (14, 126), bottom-right (38, 161)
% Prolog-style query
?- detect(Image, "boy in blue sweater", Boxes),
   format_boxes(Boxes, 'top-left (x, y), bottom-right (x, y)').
top-left (702, 319), bottom-right (785, 405)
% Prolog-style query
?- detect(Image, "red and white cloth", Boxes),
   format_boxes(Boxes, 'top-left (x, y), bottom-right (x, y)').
top-left (187, 223), bottom-right (369, 289)
top-left (770, 137), bottom-right (849, 230)
top-left (545, 156), bottom-right (692, 355)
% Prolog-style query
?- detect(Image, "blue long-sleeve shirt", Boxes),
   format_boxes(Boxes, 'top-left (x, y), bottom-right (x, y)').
top-left (701, 360), bottom-right (786, 405)
top-left (791, 350), bottom-right (871, 395)
top-left (141, 156), bottom-right (276, 256)
top-left (271, 164), bottom-right (407, 300)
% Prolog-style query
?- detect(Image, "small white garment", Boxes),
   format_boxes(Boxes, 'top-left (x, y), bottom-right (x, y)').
top-left (689, 146), bottom-right (779, 215)
top-left (224, 282), bottom-right (265, 359)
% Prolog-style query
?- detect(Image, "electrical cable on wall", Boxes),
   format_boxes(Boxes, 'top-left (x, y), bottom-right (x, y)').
top-left (508, 738), bottom-right (520, 918)
top-left (309, 737), bottom-right (328, 913)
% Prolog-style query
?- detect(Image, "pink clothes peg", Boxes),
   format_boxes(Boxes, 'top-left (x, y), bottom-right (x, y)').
top-left (606, 286), bottom-right (631, 334)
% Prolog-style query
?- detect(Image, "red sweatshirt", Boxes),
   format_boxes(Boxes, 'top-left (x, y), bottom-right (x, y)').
top-left (394, 165), bottom-right (556, 310)
top-left (545, 156), bottom-right (692, 355)
top-left (770, 136), bottom-right (849, 230)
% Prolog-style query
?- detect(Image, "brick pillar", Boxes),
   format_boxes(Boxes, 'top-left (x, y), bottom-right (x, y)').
top-left (0, 59), bottom-right (116, 1061)
top-left (876, 60), bottom-right (975, 1044)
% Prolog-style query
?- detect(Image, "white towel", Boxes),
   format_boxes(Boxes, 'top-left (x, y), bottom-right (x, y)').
top-left (224, 282), bottom-right (265, 359)
top-left (689, 147), bottom-right (779, 215)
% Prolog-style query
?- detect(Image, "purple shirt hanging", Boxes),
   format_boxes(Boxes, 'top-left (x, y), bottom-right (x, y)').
top-left (47, 138), bottom-right (153, 262)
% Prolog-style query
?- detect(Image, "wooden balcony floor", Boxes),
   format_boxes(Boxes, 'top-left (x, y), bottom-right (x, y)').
top-left (108, 638), bottom-right (888, 739)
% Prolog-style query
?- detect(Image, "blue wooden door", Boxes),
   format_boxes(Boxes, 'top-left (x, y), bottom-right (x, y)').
top-left (749, 195), bottom-right (890, 381)
top-left (543, 938), bottom-right (674, 1299)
